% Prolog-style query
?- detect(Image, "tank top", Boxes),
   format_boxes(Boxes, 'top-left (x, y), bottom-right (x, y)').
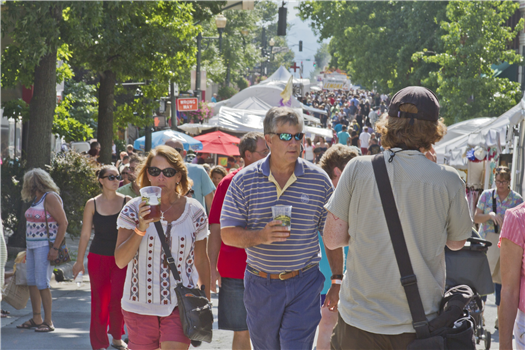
top-left (305, 145), bottom-right (315, 161)
top-left (89, 197), bottom-right (127, 256)
top-left (25, 192), bottom-right (63, 249)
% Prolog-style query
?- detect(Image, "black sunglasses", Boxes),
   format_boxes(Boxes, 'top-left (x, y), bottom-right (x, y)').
top-left (268, 132), bottom-right (305, 141)
top-left (174, 147), bottom-right (184, 154)
top-left (147, 167), bottom-right (177, 177)
top-left (101, 175), bottom-right (122, 181)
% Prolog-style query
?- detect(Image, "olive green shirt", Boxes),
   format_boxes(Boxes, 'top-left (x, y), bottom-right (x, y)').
top-left (117, 183), bottom-right (139, 198)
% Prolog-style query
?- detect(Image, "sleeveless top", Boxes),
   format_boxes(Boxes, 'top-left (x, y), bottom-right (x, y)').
top-left (89, 197), bottom-right (127, 256)
top-left (305, 145), bottom-right (315, 161)
top-left (25, 192), bottom-right (63, 249)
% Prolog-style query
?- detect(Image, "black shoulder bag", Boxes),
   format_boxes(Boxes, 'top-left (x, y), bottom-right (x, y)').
top-left (154, 222), bottom-right (213, 347)
top-left (371, 153), bottom-right (476, 350)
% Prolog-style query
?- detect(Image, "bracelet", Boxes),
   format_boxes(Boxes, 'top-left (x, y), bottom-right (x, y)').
top-left (134, 227), bottom-right (146, 237)
top-left (331, 274), bottom-right (344, 280)
top-left (52, 246), bottom-right (59, 251)
top-left (331, 279), bottom-right (343, 285)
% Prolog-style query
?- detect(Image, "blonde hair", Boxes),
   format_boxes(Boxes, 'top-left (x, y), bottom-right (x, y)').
top-left (375, 104), bottom-right (446, 151)
top-left (210, 165), bottom-right (228, 179)
top-left (135, 145), bottom-right (193, 196)
top-left (21, 168), bottom-right (60, 202)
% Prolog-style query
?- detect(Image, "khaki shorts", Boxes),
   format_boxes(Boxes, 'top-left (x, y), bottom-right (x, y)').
top-left (330, 313), bottom-right (416, 350)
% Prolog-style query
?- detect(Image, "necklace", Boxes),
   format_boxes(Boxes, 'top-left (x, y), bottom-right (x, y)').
top-left (160, 199), bottom-right (177, 221)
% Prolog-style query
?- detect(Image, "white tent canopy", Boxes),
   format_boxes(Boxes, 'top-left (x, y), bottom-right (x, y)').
top-left (178, 106), bottom-right (332, 139)
top-left (435, 103), bottom-right (525, 168)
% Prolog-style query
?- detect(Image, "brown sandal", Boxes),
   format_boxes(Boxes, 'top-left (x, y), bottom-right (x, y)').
top-left (35, 322), bottom-right (55, 332)
top-left (17, 318), bottom-right (42, 329)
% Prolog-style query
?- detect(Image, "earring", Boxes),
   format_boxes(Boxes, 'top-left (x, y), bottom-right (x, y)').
top-left (177, 182), bottom-right (180, 185)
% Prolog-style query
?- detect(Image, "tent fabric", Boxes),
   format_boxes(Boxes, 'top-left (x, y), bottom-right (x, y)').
top-left (232, 96), bottom-right (273, 110)
top-left (178, 106), bottom-right (333, 139)
top-left (194, 131), bottom-right (240, 156)
top-left (133, 130), bottom-right (202, 152)
top-left (434, 102), bottom-right (524, 167)
top-left (302, 103), bottom-right (327, 116)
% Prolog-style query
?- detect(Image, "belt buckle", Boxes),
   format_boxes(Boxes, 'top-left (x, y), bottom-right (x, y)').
top-left (279, 272), bottom-right (287, 280)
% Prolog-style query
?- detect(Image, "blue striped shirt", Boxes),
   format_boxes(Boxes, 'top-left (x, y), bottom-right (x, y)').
top-left (221, 155), bottom-right (334, 273)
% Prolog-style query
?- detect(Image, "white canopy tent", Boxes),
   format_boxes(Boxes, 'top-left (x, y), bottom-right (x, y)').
top-left (178, 106), bottom-right (332, 140)
top-left (435, 103), bottom-right (524, 168)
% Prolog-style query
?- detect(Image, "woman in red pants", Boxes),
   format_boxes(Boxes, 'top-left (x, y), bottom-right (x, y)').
top-left (73, 166), bottom-right (132, 350)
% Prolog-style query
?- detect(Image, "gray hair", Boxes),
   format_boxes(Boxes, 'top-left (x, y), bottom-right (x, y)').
top-left (263, 107), bottom-right (304, 135)
top-left (239, 131), bottom-right (264, 158)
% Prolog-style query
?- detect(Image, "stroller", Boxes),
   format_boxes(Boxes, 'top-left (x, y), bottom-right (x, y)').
top-left (445, 231), bottom-right (494, 350)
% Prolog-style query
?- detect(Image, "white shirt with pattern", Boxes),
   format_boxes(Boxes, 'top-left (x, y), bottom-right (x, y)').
top-left (116, 197), bottom-right (208, 316)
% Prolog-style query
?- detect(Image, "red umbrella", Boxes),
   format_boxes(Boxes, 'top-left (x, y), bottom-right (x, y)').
top-left (194, 131), bottom-right (241, 156)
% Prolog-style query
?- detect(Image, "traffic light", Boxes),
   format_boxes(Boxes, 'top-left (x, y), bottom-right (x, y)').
top-left (299, 40), bottom-right (303, 52)
top-left (313, 61), bottom-right (316, 68)
top-left (278, 6), bottom-right (287, 36)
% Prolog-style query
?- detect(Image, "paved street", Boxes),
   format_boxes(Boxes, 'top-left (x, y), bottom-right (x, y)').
top-left (1, 271), bottom-right (505, 350)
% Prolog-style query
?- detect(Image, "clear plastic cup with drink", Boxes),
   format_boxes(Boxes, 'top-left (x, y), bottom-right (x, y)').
top-left (140, 186), bottom-right (162, 222)
top-left (272, 205), bottom-right (292, 232)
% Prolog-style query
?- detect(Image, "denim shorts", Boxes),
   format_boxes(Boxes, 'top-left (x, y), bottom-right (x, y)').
top-left (218, 277), bottom-right (248, 331)
top-left (26, 245), bottom-right (53, 290)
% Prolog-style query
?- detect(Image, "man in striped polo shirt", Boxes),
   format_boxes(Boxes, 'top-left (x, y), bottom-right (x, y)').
top-left (221, 107), bottom-right (341, 350)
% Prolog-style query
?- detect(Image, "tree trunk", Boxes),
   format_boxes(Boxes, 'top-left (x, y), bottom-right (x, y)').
top-left (97, 70), bottom-right (116, 164)
top-left (25, 50), bottom-right (58, 170)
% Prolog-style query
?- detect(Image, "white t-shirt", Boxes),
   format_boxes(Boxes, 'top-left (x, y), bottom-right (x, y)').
top-left (117, 197), bottom-right (208, 316)
top-left (359, 132), bottom-right (371, 148)
top-left (304, 145), bottom-right (315, 161)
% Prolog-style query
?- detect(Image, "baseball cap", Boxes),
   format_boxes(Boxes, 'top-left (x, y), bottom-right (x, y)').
top-left (388, 86), bottom-right (440, 121)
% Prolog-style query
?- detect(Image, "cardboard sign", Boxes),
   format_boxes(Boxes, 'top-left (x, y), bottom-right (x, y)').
top-left (176, 98), bottom-right (198, 111)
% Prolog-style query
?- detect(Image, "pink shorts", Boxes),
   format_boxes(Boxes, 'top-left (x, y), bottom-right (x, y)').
top-left (122, 307), bottom-right (190, 349)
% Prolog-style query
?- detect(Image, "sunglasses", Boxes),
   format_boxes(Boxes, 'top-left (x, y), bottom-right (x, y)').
top-left (268, 133), bottom-right (305, 141)
top-left (147, 166), bottom-right (177, 177)
top-left (174, 148), bottom-right (183, 154)
top-left (101, 175), bottom-right (122, 181)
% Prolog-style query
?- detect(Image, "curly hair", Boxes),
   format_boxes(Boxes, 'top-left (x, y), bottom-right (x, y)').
top-left (135, 145), bottom-right (192, 196)
top-left (21, 168), bottom-right (60, 202)
top-left (375, 104), bottom-right (446, 151)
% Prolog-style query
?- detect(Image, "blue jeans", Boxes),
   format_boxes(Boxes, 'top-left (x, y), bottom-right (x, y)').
top-left (218, 277), bottom-right (248, 331)
top-left (26, 245), bottom-right (53, 290)
top-left (243, 265), bottom-right (325, 350)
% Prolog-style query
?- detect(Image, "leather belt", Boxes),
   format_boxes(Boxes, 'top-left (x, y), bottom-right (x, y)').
top-left (247, 264), bottom-right (318, 281)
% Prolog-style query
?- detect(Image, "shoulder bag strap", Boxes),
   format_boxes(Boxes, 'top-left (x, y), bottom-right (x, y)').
top-left (154, 221), bottom-right (182, 283)
top-left (371, 153), bottom-right (431, 339)
top-left (492, 190), bottom-right (499, 233)
top-left (42, 193), bottom-right (51, 244)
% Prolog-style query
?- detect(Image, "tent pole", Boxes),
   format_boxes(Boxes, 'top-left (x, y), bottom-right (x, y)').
top-left (511, 135), bottom-right (519, 191)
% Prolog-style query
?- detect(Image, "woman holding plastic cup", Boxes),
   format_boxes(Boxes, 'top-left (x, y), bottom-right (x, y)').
top-left (115, 145), bottom-right (210, 350)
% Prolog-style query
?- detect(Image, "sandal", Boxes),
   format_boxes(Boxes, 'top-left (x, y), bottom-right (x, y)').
top-left (35, 322), bottom-right (55, 332)
top-left (16, 318), bottom-right (42, 329)
top-left (111, 343), bottom-right (128, 350)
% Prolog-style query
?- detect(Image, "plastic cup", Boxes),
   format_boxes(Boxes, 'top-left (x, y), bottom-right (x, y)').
top-left (140, 186), bottom-right (162, 222)
top-left (272, 205), bottom-right (292, 231)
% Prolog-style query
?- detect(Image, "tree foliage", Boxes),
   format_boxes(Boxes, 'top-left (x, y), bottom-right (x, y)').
top-left (413, 1), bottom-right (524, 123)
top-left (67, 1), bottom-right (200, 163)
top-left (298, 1), bottom-right (447, 93)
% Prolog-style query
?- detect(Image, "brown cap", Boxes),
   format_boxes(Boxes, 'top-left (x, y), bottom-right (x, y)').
top-left (388, 86), bottom-right (440, 121)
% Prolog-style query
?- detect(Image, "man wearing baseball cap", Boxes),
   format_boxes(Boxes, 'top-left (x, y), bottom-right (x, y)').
top-left (323, 86), bottom-right (473, 349)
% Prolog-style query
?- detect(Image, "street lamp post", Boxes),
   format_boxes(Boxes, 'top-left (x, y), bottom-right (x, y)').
top-left (269, 37), bottom-right (275, 61)
top-left (196, 14), bottom-right (227, 101)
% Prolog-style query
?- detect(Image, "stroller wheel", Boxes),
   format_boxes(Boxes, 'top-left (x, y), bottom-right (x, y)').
top-left (484, 331), bottom-right (491, 350)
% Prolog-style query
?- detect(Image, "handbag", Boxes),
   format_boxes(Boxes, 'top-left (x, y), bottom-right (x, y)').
top-left (2, 276), bottom-right (30, 310)
top-left (153, 221), bottom-right (213, 347)
top-left (372, 153), bottom-right (476, 350)
top-left (14, 251), bottom-right (27, 286)
top-left (44, 196), bottom-right (71, 266)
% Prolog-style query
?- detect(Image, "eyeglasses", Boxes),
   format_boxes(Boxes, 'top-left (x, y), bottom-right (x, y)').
top-left (147, 167), bottom-right (177, 177)
top-left (268, 133), bottom-right (305, 141)
top-left (101, 175), bottom-right (122, 181)
top-left (495, 180), bottom-right (509, 185)
top-left (121, 172), bottom-right (129, 176)
top-left (254, 148), bottom-right (270, 156)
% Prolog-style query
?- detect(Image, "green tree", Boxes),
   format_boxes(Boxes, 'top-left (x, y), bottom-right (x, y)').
top-left (298, 1), bottom-right (447, 92)
top-left (413, 1), bottom-right (523, 123)
top-left (310, 42), bottom-right (331, 80)
top-left (67, 2), bottom-right (200, 164)
top-left (2, 2), bottom-right (98, 170)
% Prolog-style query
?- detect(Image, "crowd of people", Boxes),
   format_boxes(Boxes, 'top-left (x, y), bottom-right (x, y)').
top-left (13, 86), bottom-right (525, 350)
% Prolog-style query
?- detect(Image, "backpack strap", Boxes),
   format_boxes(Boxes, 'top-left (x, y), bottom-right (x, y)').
top-left (371, 153), bottom-right (430, 339)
